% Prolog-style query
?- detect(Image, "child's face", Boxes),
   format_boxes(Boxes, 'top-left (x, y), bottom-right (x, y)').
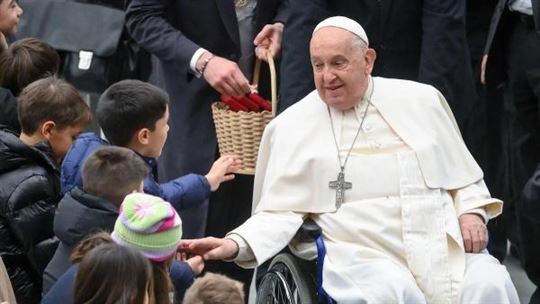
top-left (48, 123), bottom-right (85, 163)
top-left (0, 0), bottom-right (23, 35)
top-left (145, 106), bottom-right (169, 158)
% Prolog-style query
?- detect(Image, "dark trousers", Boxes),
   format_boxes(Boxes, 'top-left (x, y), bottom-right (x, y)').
top-left (486, 14), bottom-right (540, 265)
top-left (520, 165), bottom-right (540, 304)
top-left (205, 174), bottom-right (255, 300)
top-left (467, 0), bottom-right (512, 262)
top-left (506, 13), bottom-right (540, 303)
top-left (507, 17), bottom-right (540, 204)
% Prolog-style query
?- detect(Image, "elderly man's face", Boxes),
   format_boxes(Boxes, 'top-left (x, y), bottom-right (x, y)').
top-left (310, 27), bottom-right (376, 110)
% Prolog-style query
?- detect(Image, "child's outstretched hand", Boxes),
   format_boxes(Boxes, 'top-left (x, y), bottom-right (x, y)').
top-left (205, 155), bottom-right (242, 191)
top-left (186, 255), bottom-right (205, 275)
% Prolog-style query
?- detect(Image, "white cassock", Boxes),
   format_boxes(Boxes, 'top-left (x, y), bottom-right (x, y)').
top-left (227, 77), bottom-right (519, 304)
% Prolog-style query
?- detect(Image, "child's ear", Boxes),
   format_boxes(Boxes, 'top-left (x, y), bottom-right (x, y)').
top-left (40, 121), bottom-right (56, 140)
top-left (137, 128), bottom-right (150, 145)
top-left (0, 33), bottom-right (7, 51)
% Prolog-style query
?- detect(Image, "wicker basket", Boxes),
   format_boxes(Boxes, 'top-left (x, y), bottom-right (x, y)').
top-left (212, 53), bottom-right (277, 175)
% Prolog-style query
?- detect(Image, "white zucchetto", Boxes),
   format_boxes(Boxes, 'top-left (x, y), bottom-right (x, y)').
top-left (313, 16), bottom-right (369, 46)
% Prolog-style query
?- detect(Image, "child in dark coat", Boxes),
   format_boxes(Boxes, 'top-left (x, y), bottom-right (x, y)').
top-left (0, 77), bottom-right (92, 303)
top-left (42, 146), bottom-right (148, 294)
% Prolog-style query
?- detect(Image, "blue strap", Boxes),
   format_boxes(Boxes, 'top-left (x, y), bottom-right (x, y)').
top-left (314, 232), bottom-right (336, 304)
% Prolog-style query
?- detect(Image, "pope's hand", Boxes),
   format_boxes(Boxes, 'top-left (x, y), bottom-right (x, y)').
top-left (179, 237), bottom-right (239, 260)
top-left (459, 213), bottom-right (488, 253)
top-left (200, 54), bottom-right (251, 97)
top-left (253, 22), bottom-right (284, 61)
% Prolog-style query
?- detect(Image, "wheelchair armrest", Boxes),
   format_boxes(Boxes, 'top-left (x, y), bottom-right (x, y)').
top-left (293, 218), bottom-right (322, 242)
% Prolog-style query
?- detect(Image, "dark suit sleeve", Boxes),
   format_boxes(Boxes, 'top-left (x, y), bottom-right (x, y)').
top-left (273, 0), bottom-right (290, 24)
top-left (419, 0), bottom-right (476, 127)
top-left (533, 0), bottom-right (540, 32)
top-left (125, 0), bottom-right (200, 75)
top-left (483, 0), bottom-right (507, 55)
top-left (277, 0), bottom-right (327, 113)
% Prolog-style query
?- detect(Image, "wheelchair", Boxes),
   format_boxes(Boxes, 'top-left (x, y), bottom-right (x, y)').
top-left (255, 219), bottom-right (335, 304)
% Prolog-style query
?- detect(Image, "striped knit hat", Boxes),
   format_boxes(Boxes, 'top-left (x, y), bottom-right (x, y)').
top-left (111, 193), bottom-right (182, 262)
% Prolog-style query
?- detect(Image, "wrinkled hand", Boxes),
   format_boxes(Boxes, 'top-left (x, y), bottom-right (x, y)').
top-left (201, 54), bottom-right (251, 97)
top-left (180, 237), bottom-right (239, 260)
top-left (205, 155), bottom-right (242, 191)
top-left (459, 213), bottom-right (488, 253)
top-left (480, 54), bottom-right (488, 85)
top-left (253, 22), bottom-right (284, 61)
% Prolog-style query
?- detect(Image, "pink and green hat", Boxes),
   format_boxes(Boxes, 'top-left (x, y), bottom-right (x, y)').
top-left (111, 193), bottom-right (182, 262)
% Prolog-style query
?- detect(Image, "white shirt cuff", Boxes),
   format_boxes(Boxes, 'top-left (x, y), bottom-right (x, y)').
top-left (190, 48), bottom-right (208, 78)
top-left (225, 233), bottom-right (255, 262)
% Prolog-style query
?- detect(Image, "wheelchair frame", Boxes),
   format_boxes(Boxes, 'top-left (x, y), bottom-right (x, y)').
top-left (255, 219), bottom-right (336, 304)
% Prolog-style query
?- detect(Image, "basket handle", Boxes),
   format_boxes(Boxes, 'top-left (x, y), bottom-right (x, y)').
top-left (252, 52), bottom-right (277, 117)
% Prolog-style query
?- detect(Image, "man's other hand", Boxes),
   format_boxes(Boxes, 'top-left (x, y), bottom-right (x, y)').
top-left (459, 213), bottom-right (488, 253)
top-left (200, 54), bottom-right (251, 97)
top-left (254, 22), bottom-right (284, 61)
top-left (180, 237), bottom-right (239, 260)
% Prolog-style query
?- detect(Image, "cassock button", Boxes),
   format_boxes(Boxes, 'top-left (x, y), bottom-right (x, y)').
top-left (364, 124), bottom-right (372, 132)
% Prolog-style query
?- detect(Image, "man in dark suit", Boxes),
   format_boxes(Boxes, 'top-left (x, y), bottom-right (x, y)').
top-left (125, 0), bottom-right (288, 293)
top-left (483, 1), bottom-right (540, 303)
top-left (463, 0), bottom-right (506, 262)
top-left (278, 0), bottom-right (477, 135)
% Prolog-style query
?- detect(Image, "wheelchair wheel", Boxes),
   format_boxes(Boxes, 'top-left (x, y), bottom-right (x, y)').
top-left (256, 253), bottom-right (318, 304)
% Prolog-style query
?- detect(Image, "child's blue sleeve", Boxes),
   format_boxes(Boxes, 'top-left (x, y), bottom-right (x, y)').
top-left (60, 132), bottom-right (108, 194)
top-left (170, 260), bottom-right (196, 301)
top-left (159, 173), bottom-right (211, 210)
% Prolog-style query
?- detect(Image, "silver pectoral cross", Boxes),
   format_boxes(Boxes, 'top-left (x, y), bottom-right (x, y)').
top-left (329, 171), bottom-right (352, 208)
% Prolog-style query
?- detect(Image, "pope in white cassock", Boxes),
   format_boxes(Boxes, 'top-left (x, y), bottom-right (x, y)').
top-left (181, 16), bottom-right (519, 304)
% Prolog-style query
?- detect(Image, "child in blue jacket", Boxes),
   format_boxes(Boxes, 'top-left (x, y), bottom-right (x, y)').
top-left (61, 80), bottom-right (242, 234)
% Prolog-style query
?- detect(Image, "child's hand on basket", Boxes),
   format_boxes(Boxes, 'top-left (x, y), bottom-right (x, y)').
top-left (205, 155), bottom-right (242, 191)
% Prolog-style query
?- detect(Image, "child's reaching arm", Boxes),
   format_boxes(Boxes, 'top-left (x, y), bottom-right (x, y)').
top-left (155, 155), bottom-right (242, 211)
top-left (170, 256), bottom-right (205, 302)
top-left (205, 155), bottom-right (242, 191)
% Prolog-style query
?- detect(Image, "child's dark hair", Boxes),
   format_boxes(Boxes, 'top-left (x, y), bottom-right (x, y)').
top-left (96, 79), bottom-right (168, 147)
top-left (17, 76), bottom-right (92, 135)
top-left (74, 243), bottom-right (153, 304)
top-left (0, 38), bottom-right (60, 95)
top-left (82, 146), bottom-right (149, 206)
